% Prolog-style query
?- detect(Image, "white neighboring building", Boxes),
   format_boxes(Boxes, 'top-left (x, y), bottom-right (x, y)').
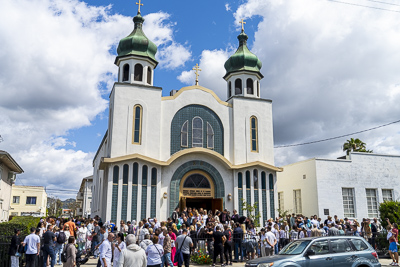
top-left (0, 151), bottom-right (23, 222)
top-left (91, 8), bottom-right (282, 223)
top-left (277, 152), bottom-right (400, 221)
top-left (76, 176), bottom-right (93, 218)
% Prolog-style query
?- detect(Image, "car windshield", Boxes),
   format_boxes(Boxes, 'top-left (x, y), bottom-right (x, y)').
top-left (279, 240), bottom-right (311, 255)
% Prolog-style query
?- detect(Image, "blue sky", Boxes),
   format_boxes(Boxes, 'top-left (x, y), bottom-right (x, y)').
top-left (1, 0), bottom-right (400, 199)
top-left (67, 0), bottom-right (263, 154)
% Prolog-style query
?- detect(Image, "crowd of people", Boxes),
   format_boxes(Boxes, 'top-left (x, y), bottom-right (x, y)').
top-left (8, 208), bottom-right (399, 267)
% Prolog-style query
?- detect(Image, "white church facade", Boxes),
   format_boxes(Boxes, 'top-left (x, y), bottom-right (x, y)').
top-left (91, 8), bottom-right (282, 223)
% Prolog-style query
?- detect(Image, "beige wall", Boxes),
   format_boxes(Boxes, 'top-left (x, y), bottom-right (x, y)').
top-left (10, 186), bottom-right (47, 217)
top-left (276, 158), bottom-right (318, 217)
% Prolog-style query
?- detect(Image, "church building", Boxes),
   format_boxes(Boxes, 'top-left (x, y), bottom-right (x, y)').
top-left (91, 7), bottom-right (282, 223)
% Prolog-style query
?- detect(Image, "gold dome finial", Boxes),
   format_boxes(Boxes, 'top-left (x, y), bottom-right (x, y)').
top-left (136, 0), bottom-right (143, 13)
top-left (239, 19), bottom-right (246, 32)
top-left (192, 63), bottom-right (202, 86)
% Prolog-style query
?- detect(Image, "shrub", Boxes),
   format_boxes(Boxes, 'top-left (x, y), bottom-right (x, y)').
top-left (379, 201), bottom-right (400, 228)
top-left (0, 216), bottom-right (41, 241)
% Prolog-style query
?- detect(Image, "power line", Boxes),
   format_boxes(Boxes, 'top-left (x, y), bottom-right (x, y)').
top-left (364, 0), bottom-right (400, 7)
top-left (274, 119), bottom-right (400, 148)
top-left (327, 0), bottom-right (400, 13)
top-left (46, 188), bottom-right (78, 192)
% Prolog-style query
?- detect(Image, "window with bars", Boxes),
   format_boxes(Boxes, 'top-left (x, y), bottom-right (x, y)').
top-left (293, 189), bottom-right (302, 214)
top-left (382, 189), bottom-right (393, 202)
top-left (192, 117), bottom-right (203, 147)
top-left (366, 189), bottom-right (378, 218)
top-left (342, 188), bottom-right (355, 218)
top-left (278, 192), bottom-right (284, 211)
top-left (133, 105), bottom-right (142, 144)
top-left (250, 116), bottom-right (258, 152)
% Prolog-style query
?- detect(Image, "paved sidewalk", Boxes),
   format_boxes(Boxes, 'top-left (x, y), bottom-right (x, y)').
top-left (81, 256), bottom-right (396, 266)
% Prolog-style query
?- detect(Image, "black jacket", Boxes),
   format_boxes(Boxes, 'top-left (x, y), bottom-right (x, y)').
top-left (9, 235), bottom-right (20, 256)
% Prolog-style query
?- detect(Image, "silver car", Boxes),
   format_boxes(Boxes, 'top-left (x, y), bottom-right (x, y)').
top-left (245, 236), bottom-right (381, 267)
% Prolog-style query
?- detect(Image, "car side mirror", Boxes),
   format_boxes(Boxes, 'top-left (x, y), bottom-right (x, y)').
top-left (306, 250), bottom-right (316, 256)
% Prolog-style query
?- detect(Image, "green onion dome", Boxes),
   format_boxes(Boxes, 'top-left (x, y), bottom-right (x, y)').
top-left (224, 30), bottom-right (262, 79)
top-left (116, 12), bottom-right (158, 66)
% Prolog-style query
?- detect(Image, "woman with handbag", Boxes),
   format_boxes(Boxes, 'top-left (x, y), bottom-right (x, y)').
top-left (63, 236), bottom-right (77, 267)
top-left (146, 236), bottom-right (164, 267)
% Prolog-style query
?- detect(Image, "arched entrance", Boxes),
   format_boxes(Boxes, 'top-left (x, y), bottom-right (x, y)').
top-left (169, 160), bottom-right (225, 215)
top-left (179, 170), bottom-right (223, 212)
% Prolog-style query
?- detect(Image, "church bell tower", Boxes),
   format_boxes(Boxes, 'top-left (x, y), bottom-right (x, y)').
top-left (223, 20), bottom-right (263, 100)
top-left (114, 1), bottom-right (158, 86)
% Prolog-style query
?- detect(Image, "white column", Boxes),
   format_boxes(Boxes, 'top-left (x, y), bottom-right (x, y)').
top-left (117, 164), bottom-right (123, 224)
top-left (146, 166), bottom-right (151, 219)
top-left (106, 167), bottom-right (113, 222)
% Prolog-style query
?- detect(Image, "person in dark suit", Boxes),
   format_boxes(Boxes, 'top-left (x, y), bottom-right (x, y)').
top-left (9, 229), bottom-right (21, 267)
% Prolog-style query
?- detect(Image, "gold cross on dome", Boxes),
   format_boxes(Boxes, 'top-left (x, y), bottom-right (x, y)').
top-left (239, 19), bottom-right (246, 31)
top-left (192, 63), bottom-right (202, 86)
top-left (136, 0), bottom-right (143, 13)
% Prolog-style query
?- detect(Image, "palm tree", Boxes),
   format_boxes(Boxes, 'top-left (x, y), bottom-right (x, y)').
top-left (343, 138), bottom-right (373, 155)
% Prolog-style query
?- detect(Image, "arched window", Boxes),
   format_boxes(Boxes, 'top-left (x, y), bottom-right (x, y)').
top-left (150, 167), bottom-right (157, 217)
top-left (207, 122), bottom-right (214, 149)
top-left (123, 164), bottom-right (129, 184)
top-left (141, 165), bottom-right (148, 219)
top-left (133, 105), bottom-right (142, 144)
top-left (250, 116), bottom-right (258, 152)
top-left (147, 67), bottom-right (152, 84)
top-left (228, 81), bottom-right (232, 98)
top-left (235, 79), bottom-right (242, 95)
top-left (113, 165), bottom-right (119, 184)
top-left (257, 81), bottom-right (260, 97)
top-left (238, 172), bottom-right (243, 216)
top-left (181, 121), bottom-right (188, 147)
top-left (134, 64), bottom-right (143, 81)
top-left (123, 64), bottom-right (130, 82)
top-left (246, 171), bottom-right (251, 189)
top-left (151, 168), bottom-right (157, 186)
top-left (247, 78), bottom-right (254, 94)
top-left (132, 162), bottom-right (139, 184)
top-left (192, 117), bottom-right (203, 147)
top-left (253, 169), bottom-right (258, 189)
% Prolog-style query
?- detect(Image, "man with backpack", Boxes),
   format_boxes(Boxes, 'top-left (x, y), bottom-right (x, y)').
top-left (55, 227), bottom-right (66, 265)
top-left (42, 225), bottom-right (57, 267)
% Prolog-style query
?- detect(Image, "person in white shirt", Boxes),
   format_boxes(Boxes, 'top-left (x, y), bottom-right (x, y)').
top-left (140, 234), bottom-right (153, 251)
top-left (99, 233), bottom-right (113, 267)
top-left (153, 218), bottom-right (161, 230)
top-left (264, 226), bottom-right (277, 256)
top-left (259, 229), bottom-right (267, 257)
top-left (23, 227), bottom-right (41, 267)
top-left (113, 233), bottom-right (126, 266)
top-left (146, 236), bottom-right (164, 267)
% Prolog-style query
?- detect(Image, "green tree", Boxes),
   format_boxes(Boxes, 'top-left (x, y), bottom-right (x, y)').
top-left (241, 199), bottom-right (261, 227)
top-left (379, 200), bottom-right (400, 228)
top-left (47, 197), bottom-right (62, 217)
top-left (343, 138), bottom-right (373, 155)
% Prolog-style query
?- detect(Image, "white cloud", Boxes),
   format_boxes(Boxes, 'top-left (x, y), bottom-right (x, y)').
top-left (178, 49), bottom-right (231, 98)
top-left (143, 12), bottom-right (192, 69)
top-left (158, 42), bottom-right (192, 69)
top-left (0, 0), bottom-right (192, 198)
top-left (231, 0), bottom-right (400, 165)
top-left (225, 3), bottom-right (231, 11)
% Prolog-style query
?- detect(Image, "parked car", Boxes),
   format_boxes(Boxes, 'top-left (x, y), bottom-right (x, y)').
top-left (245, 236), bottom-right (380, 267)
